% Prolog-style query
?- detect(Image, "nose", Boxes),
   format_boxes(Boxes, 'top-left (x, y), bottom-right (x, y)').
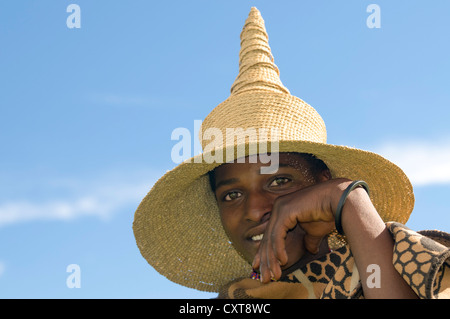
top-left (244, 190), bottom-right (273, 223)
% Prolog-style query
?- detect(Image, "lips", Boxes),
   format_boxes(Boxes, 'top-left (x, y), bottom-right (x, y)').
top-left (246, 221), bottom-right (268, 242)
top-left (247, 222), bottom-right (300, 243)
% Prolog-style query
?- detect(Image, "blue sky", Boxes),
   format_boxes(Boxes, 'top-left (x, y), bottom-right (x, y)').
top-left (0, 0), bottom-right (449, 298)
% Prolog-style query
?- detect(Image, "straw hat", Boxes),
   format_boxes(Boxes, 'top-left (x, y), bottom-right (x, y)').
top-left (133, 7), bottom-right (415, 292)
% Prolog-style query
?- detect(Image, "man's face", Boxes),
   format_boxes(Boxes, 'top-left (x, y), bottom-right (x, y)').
top-left (213, 153), bottom-right (327, 269)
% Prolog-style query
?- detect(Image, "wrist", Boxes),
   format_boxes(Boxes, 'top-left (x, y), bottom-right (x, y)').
top-left (333, 180), bottom-right (371, 235)
top-left (326, 178), bottom-right (353, 214)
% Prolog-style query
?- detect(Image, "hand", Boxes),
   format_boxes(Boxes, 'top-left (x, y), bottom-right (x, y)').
top-left (252, 178), bottom-right (350, 283)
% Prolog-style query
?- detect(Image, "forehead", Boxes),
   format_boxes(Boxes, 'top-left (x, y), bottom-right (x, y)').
top-left (214, 152), bottom-right (311, 177)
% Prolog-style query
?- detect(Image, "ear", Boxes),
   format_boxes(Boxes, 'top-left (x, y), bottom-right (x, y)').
top-left (317, 169), bottom-right (332, 182)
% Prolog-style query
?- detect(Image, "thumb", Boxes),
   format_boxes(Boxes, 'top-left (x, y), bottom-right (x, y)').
top-left (304, 234), bottom-right (325, 255)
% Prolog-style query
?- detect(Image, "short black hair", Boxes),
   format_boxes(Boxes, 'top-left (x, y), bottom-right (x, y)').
top-left (208, 152), bottom-right (330, 193)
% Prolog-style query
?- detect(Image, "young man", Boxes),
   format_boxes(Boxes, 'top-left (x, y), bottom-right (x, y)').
top-left (133, 7), bottom-right (450, 299)
top-left (211, 152), bottom-right (417, 298)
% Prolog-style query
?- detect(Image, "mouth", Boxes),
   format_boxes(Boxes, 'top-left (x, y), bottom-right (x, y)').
top-left (251, 233), bottom-right (264, 241)
top-left (249, 224), bottom-right (299, 243)
top-left (246, 221), bottom-right (268, 243)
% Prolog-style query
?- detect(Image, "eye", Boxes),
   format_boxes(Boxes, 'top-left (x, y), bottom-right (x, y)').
top-left (223, 191), bottom-right (242, 202)
top-left (269, 177), bottom-right (291, 187)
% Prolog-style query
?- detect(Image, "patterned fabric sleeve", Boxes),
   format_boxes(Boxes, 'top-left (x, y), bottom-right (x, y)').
top-left (387, 222), bottom-right (450, 299)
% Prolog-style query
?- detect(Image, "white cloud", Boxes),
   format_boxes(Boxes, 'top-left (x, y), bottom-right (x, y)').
top-left (375, 139), bottom-right (450, 187)
top-left (0, 171), bottom-right (157, 228)
top-left (3, 138), bottom-right (447, 229)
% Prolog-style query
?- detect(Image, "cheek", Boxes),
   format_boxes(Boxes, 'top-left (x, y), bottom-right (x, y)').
top-left (219, 209), bottom-right (252, 258)
top-left (219, 209), bottom-right (240, 241)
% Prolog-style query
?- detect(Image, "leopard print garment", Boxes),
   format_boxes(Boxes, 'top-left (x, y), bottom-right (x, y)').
top-left (388, 222), bottom-right (450, 299)
top-left (218, 222), bottom-right (450, 299)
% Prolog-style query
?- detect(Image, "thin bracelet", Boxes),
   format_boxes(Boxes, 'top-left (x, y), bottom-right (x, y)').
top-left (335, 180), bottom-right (370, 235)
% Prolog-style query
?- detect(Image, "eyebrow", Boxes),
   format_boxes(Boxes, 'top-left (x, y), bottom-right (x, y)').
top-left (214, 164), bottom-right (296, 191)
top-left (215, 163), bottom-right (295, 190)
top-left (215, 177), bottom-right (240, 191)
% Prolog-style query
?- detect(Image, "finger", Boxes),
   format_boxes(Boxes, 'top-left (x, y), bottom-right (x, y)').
top-left (265, 247), bottom-right (282, 282)
top-left (256, 230), bottom-right (283, 283)
top-left (265, 225), bottom-right (289, 281)
top-left (258, 246), bottom-right (271, 284)
top-left (260, 245), bottom-right (281, 283)
top-left (269, 215), bottom-right (294, 267)
top-left (304, 234), bottom-right (324, 255)
top-left (271, 227), bottom-right (289, 267)
top-left (252, 251), bottom-right (260, 272)
top-left (259, 235), bottom-right (272, 283)
top-left (300, 221), bottom-right (335, 254)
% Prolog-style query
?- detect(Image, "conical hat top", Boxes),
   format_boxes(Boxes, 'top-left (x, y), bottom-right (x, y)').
top-left (231, 7), bottom-right (290, 95)
top-left (200, 7), bottom-right (327, 152)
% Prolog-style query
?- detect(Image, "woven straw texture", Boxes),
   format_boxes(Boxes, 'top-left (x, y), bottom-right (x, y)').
top-left (133, 7), bottom-right (415, 292)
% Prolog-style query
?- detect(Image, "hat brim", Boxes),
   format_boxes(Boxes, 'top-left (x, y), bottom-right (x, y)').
top-left (132, 140), bottom-right (414, 292)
